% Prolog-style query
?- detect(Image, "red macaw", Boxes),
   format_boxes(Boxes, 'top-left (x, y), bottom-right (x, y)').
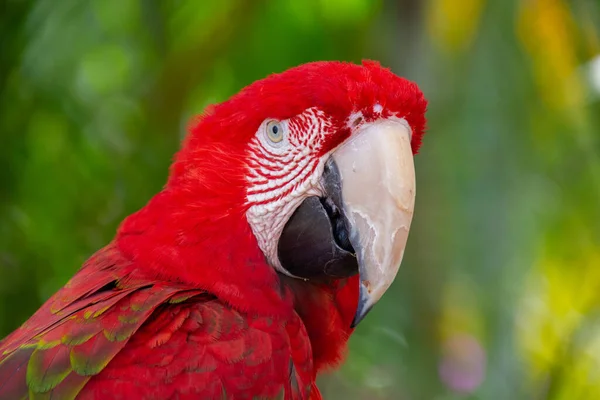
top-left (0, 60), bottom-right (427, 399)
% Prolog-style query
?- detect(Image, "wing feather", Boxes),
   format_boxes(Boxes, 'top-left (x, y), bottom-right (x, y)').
top-left (82, 296), bottom-right (313, 399)
top-left (0, 246), bottom-right (181, 400)
top-left (0, 245), bottom-right (315, 399)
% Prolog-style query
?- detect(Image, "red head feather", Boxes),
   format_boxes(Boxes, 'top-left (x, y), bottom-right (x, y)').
top-left (0, 61), bottom-right (428, 400)
top-left (115, 59), bottom-right (427, 332)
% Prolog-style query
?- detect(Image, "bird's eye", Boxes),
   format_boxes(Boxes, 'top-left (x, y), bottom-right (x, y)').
top-left (266, 120), bottom-right (284, 143)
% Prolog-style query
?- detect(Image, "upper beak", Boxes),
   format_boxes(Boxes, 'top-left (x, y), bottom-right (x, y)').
top-left (331, 119), bottom-right (416, 327)
top-left (277, 118), bottom-right (416, 327)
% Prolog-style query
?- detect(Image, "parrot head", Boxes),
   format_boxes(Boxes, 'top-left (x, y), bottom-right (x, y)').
top-left (117, 60), bottom-right (427, 329)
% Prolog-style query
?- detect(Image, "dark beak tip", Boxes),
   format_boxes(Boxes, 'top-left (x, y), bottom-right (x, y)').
top-left (350, 286), bottom-right (374, 328)
top-left (350, 304), bottom-right (373, 329)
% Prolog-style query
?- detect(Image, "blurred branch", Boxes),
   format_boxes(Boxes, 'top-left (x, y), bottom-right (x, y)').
top-left (141, 0), bottom-right (167, 56)
top-left (143, 0), bottom-right (266, 135)
top-left (0, 0), bottom-right (29, 95)
top-left (0, 0), bottom-right (31, 201)
top-left (385, 0), bottom-right (426, 74)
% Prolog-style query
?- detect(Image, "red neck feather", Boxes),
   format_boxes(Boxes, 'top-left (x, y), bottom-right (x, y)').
top-left (113, 59), bottom-right (426, 370)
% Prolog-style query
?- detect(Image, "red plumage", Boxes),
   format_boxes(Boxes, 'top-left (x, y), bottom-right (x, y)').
top-left (0, 60), bottom-right (427, 399)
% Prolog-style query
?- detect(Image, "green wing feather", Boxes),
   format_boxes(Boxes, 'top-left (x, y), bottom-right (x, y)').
top-left (0, 245), bottom-right (185, 400)
top-left (0, 244), bottom-right (316, 399)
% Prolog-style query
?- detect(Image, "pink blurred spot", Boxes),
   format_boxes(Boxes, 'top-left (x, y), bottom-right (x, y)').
top-left (438, 333), bottom-right (486, 394)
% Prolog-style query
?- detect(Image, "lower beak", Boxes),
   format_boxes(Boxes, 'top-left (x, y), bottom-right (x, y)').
top-left (278, 119), bottom-right (416, 327)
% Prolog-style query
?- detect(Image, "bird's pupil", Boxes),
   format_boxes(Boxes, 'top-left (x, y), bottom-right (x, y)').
top-left (272, 125), bottom-right (279, 135)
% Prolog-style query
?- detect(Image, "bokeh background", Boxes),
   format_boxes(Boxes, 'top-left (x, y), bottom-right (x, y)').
top-left (1, 0), bottom-right (600, 398)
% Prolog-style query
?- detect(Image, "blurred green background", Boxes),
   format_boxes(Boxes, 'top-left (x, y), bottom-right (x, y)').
top-left (1, 0), bottom-right (600, 398)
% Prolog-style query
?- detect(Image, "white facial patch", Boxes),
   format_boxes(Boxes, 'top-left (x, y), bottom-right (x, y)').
top-left (245, 106), bottom-right (413, 278)
top-left (245, 108), bottom-right (330, 275)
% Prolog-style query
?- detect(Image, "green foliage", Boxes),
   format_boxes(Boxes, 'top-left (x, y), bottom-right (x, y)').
top-left (1, 0), bottom-right (599, 398)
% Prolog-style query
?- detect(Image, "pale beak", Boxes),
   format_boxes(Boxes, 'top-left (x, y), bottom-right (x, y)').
top-left (331, 119), bottom-right (416, 327)
top-left (277, 118), bottom-right (416, 327)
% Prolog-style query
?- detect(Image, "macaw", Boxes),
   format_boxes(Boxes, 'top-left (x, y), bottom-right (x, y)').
top-left (0, 60), bottom-right (427, 399)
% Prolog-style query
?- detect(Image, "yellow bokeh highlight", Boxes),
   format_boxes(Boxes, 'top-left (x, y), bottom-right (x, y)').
top-left (517, 0), bottom-right (585, 112)
top-left (517, 238), bottom-right (600, 397)
top-left (438, 276), bottom-right (485, 342)
top-left (426, 0), bottom-right (485, 54)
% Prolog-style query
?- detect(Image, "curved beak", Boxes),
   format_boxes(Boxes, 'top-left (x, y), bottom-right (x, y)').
top-left (277, 118), bottom-right (416, 328)
top-left (331, 119), bottom-right (416, 327)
